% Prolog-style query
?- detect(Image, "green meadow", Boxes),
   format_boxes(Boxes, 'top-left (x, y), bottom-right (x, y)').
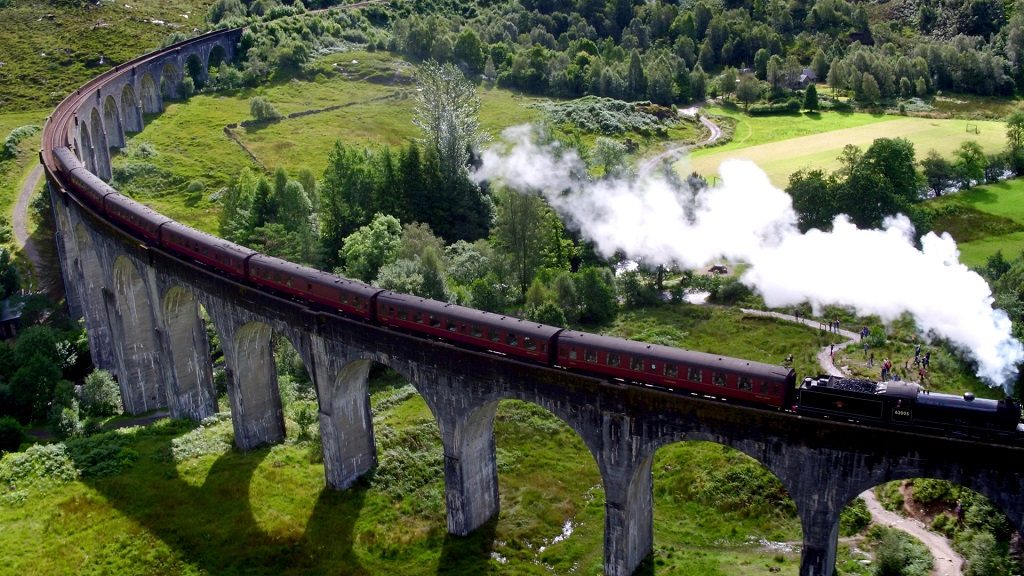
top-left (684, 108), bottom-right (1007, 187)
top-left (924, 179), bottom-right (1024, 267)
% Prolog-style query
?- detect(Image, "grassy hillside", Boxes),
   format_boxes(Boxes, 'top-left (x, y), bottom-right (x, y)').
top-left (686, 108), bottom-right (1008, 188)
top-left (0, 0), bottom-right (216, 112)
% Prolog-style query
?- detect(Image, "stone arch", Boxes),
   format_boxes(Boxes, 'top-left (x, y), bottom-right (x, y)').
top-left (120, 84), bottom-right (143, 134)
top-left (640, 437), bottom-right (803, 574)
top-left (448, 398), bottom-right (605, 546)
top-left (110, 255), bottom-right (165, 414)
top-left (160, 286), bottom-right (217, 421)
top-left (140, 72), bottom-right (161, 114)
top-left (160, 61), bottom-right (182, 101)
top-left (185, 53), bottom-right (205, 89)
top-left (78, 121), bottom-right (96, 174)
top-left (89, 107), bottom-right (111, 180)
top-left (103, 94), bottom-right (125, 149)
top-left (228, 321), bottom-right (285, 450)
top-left (316, 352), bottom-right (447, 491)
top-left (208, 44), bottom-right (227, 71)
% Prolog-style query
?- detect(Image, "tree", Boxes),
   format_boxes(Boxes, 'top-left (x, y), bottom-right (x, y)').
top-left (626, 50), bottom-right (647, 100)
top-left (736, 74), bottom-right (760, 110)
top-left (690, 64), bottom-right (706, 101)
top-left (803, 83), bottom-right (819, 111)
top-left (454, 28), bottom-right (485, 74)
top-left (527, 300), bottom-right (567, 326)
top-left (492, 188), bottom-right (545, 298)
top-left (576, 267), bottom-right (617, 324)
top-left (920, 149), bottom-right (955, 196)
top-left (718, 67), bottom-right (737, 98)
top-left (80, 369), bottom-right (122, 417)
top-left (954, 140), bottom-right (986, 187)
top-left (859, 72), bottom-right (880, 104)
top-left (0, 416), bottom-right (23, 453)
top-left (767, 54), bottom-right (785, 96)
top-left (862, 137), bottom-right (920, 206)
top-left (413, 60), bottom-right (485, 183)
top-left (786, 168), bottom-right (839, 232)
top-left (1006, 110), bottom-right (1024, 173)
top-left (340, 213), bottom-right (402, 282)
top-left (591, 137), bottom-right (629, 178)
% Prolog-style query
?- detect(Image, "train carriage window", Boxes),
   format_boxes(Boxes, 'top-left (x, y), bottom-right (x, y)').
top-left (608, 353), bottom-right (620, 367)
top-left (688, 367), bottom-right (703, 382)
top-left (471, 325), bottom-right (483, 338)
top-left (648, 361), bottom-right (658, 372)
top-left (713, 372), bottom-right (727, 387)
top-left (524, 337), bottom-right (536, 351)
top-left (585, 349), bottom-right (597, 363)
top-left (489, 329), bottom-right (500, 342)
top-left (447, 320), bottom-right (458, 332)
top-left (413, 312), bottom-right (423, 323)
top-left (568, 347), bottom-right (577, 360)
top-left (353, 297), bottom-right (362, 307)
top-left (739, 376), bottom-right (752, 391)
top-left (429, 315), bottom-right (441, 328)
top-left (760, 381), bottom-right (769, 393)
top-left (631, 357), bottom-right (643, 371)
top-left (664, 364), bottom-right (678, 377)
top-left (506, 333), bottom-right (518, 346)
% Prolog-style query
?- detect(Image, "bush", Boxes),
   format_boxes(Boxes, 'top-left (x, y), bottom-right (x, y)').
top-left (54, 403), bottom-right (83, 440)
top-left (2, 125), bottom-right (40, 159)
top-left (870, 526), bottom-right (932, 576)
top-left (0, 416), bottom-right (23, 453)
top-left (840, 496), bottom-right (872, 536)
top-left (250, 96), bottom-right (281, 121)
top-left (181, 76), bottom-right (195, 98)
top-left (80, 369), bottom-right (122, 418)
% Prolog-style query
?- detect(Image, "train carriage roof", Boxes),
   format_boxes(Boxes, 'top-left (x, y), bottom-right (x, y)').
top-left (103, 193), bottom-right (171, 224)
top-left (162, 221), bottom-right (257, 258)
top-left (248, 253), bottom-right (382, 297)
top-left (558, 330), bottom-right (793, 381)
top-left (376, 292), bottom-right (563, 340)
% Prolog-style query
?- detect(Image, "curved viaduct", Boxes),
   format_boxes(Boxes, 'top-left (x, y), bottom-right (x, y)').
top-left (38, 26), bottom-right (1024, 576)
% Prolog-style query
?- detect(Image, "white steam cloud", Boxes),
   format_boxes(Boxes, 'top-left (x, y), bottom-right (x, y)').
top-left (474, 125), bottom-right (1024, 387)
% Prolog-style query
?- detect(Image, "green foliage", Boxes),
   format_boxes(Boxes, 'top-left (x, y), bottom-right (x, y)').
top-left (534, 96), bottom-right (674, 136)
top-left (869, 526), bottom-right (932, 576)
top-left (840, 497), bottom-right (872, 536)
top-left (527, 300), bottom-right (567, 327)
top-left (341, 213), bottom-right (402, 282)
top-left (575, 267), bottom-right (618, 324)
top-left (0, 416), bottom-right (23, 453)
top-left (80, 370), bottom-right (122, 418)
top-left (167, 414), bottom-right (232, 462)
top-left (2, 125), bottom-right (39, 159)
top-left (249, 96), bottom-right (281, 122)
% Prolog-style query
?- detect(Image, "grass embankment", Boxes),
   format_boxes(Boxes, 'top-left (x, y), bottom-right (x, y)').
top-left (685, 108), bottom-right (1006, 187)
top-left (0, 0), bottom-right (217, 112)
top-left (0, 110), bottom-right (47, 222)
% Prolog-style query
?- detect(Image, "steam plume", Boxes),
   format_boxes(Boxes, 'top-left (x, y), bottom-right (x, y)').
top-left (474, 125), bottom-right (1024, 387)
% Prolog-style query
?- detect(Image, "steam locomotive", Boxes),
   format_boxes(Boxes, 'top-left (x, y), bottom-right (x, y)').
top-left (46, 146), bottom-right (1024, 441)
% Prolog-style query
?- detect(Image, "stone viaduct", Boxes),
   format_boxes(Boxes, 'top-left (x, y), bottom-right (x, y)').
top-left (40, 26), bottom-right (1024, 576)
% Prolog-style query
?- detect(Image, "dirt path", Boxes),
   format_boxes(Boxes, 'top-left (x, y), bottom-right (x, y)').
top-left (740, 308), bottom-right (964, 574)
top-left (637, 109), bottom-right (723, 177)
top-left (14, 164), bottom-right (45, 286)
top-left (861, 489), bottom-right (964, 576)
top-left (27, 410), bottom-right (171, 441)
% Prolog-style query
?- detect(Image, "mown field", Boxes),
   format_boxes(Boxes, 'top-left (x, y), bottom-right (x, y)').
top-left (684, 107), bottom-right (1007, 187)
top-left (1, 305), bottom-right (855, 576)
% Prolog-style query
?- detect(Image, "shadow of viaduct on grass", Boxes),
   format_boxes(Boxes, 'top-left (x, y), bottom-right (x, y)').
top-left (64, 426), bottom-right (496, 575)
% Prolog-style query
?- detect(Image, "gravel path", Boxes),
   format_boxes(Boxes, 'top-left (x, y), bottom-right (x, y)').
top-left (740, 308), bottom-right (964, 574)
top-left (637, 110), bottom-right (723, 177)
top-left (14, 164), bottom-right (46, 288)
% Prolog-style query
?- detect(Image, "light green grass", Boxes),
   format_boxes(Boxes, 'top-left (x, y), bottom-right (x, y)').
top-left (0, 0), bottom-right (218, 112)
top-left (684, 111), bottom-right (1007, 187)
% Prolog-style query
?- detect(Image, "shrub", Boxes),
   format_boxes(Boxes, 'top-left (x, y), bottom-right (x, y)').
top-left (181, 76), bottom-right (195, 98)
top-left (840, 496), bottom-right (871, 536)
top-left (2, 125), bottom-right (40, 159)
top-left (80, 369), bottom-right (122, 418)
top-left (870, 526), bottom-right (932, 576)
top-left (0, 416), bottom-right (23, 453)
top-left (54, 403), bottom-right (83, 440)
top-left (250, 96), bottom-right (281, 121)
